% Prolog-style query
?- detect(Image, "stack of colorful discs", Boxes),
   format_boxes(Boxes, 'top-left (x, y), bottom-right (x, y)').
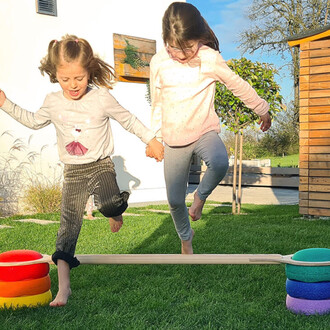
top-left (0, 250), bottom-right (52, 309)
top-left (285, 248), bottom-right (330, 315)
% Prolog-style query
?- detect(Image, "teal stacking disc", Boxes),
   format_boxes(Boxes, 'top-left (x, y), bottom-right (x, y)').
top-left (285, 248), bottom-right (330, 283)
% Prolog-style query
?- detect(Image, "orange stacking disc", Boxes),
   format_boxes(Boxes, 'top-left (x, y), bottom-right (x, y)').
top-left (0, 275), bottom-right (51, 297)
top-left (0, 250), bottom-right (49, 281)
top-left (0, 290), bottom-right (52, 309)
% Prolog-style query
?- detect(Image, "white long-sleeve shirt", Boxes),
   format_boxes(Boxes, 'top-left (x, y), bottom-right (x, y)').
top-left (1, 87), bottom-right (155, 164)
top-left (150, 45), bottom-right (269, 146)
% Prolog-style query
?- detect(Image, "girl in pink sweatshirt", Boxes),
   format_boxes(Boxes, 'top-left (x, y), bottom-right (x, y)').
top-left (147, 2), bottom-right (271, 254)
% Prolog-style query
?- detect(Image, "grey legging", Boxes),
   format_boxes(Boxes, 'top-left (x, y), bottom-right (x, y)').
top-left (164, 131), bottom-right (228, 241)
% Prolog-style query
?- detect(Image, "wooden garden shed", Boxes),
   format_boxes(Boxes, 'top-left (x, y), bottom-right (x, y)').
top-left (288, 25), bottom-right (330, 217)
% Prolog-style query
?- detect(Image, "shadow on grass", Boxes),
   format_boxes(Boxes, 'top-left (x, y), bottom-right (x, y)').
top-left (127, 203), bottom-right (307, 256)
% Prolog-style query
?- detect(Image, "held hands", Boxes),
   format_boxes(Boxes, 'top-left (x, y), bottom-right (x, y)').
top-left (0, 89), bottom-right (6, 107)
top-left (258, 113), bottom-right (271, 132)
top-left (146, 137), bottom-right (164, 162)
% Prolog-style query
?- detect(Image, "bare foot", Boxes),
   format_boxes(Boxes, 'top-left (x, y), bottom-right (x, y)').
top-left (189, 192), bottom-right (206, 221)
top-left (85, 214), bottom-right (94, 220)
top-left (181, 229), bottom-right (195, 254)
top-left (109, 215), bottom-right (123, 232)
top-left (49, 288), bottom-right (72, 307)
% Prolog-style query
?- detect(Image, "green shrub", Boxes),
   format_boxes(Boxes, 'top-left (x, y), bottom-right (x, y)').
top-left (22, 180), bottom-right (62, 214)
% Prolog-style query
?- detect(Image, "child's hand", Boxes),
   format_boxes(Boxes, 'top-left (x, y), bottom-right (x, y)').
top-left (258, 113), bottom-right (271, 132)
top-left (146, 138), bottom-right (164, 162)
top-left (0, 89), bottom-right (6, 107)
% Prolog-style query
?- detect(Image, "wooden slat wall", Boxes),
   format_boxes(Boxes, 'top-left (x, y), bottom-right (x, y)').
top-left (299, 38), bottom-right (330, 217)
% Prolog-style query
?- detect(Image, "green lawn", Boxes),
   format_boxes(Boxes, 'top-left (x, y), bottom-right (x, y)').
top-left (0, 203), bottom-right (329, 329)
top-left (269, 154), bottom-right (299, 168)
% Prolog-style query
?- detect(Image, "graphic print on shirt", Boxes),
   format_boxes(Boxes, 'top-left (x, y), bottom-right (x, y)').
top-left (60, 110), bottom-right (92, 156)
top-left (65, 125), bottom-right (89, 156)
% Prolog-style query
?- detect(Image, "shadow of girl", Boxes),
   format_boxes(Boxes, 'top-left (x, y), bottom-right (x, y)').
top-left (112, 155), bottom-right (141, 193)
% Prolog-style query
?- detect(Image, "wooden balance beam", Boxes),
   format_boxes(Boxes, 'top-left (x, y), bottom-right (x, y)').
top-left (1, 254), bottom-right (330, 267)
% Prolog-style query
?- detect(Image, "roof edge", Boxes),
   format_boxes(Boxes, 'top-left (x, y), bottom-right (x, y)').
top-left (287, 25), bottom-right (330, 47)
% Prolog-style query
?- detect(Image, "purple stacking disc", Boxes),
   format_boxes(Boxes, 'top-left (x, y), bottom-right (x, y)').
top-left (286, 279), bottom-right (330, 300)
top-left (286, 294), bottom-right (330, 315)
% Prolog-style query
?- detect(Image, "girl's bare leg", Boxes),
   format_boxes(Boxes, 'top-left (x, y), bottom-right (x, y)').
top-left (181, 229), bottom-right (195, 254)
top-left (109, 215), bottom-right (123, 232)
top-left (50, 259), bottom-right (71, 307)
top-left (189, 192), bottom-right (205, 221)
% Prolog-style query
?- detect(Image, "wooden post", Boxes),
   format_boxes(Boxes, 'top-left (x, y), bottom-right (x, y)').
top-left (232, 132), bottom-right (238, 214)
top-left (237, 131), bottom-right (243, 214)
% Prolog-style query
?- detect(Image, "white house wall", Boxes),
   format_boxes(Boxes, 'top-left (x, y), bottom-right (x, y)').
top-left (0, 0), bottom-right (184, 206)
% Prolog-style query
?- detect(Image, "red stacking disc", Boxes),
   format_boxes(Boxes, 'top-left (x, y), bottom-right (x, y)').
top-left (0, 250), bottom-right (49, 281)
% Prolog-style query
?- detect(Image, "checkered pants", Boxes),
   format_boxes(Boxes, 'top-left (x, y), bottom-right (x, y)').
top-left (52, 157), bottom-right (129, 268)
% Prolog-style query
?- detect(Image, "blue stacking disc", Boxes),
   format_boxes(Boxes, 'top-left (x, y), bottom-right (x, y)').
top-left (285, 248), bottom-right (330, 282)
top-left (286, 279), bottom-right (330, 300)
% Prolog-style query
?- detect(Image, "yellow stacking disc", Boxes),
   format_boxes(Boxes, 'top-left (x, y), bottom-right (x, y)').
top-left (0, 289), bottom-right (52, 309)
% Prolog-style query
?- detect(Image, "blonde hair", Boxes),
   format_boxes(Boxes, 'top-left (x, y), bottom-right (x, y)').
top-left (162, 2), bottom-right (219, 53)
top-left (39, 34), bottom-right (115, 89)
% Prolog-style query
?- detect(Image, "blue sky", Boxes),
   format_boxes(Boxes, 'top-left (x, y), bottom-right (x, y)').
top-left (187, 0), bottom-right (294, 102)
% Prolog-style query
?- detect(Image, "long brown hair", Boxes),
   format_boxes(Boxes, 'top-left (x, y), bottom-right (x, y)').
top-left (162, 2), bottom-right (219, 53)
top-left (39, 34), bottom-right (115, 89)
